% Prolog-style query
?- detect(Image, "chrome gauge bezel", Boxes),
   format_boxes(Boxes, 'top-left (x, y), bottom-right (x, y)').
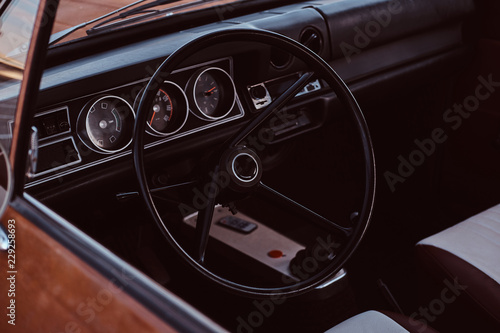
top-left (187, 67), bottom-right (237, 121)
top-left (134, 81), bottom-right (189, 137)
top-left (77, 95), bottom-right (136, 154)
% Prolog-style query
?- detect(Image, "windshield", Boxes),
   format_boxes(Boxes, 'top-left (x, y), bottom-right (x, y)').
top-left (0, 0), bottom-right (39, 152)
top-left (51, 0), bottom-right (245, 44)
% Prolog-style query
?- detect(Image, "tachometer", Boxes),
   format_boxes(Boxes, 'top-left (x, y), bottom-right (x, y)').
top-left (187, 67), bottom-right (236, 120)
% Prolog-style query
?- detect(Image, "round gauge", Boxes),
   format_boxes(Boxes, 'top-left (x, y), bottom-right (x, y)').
top-left (188, 67), bottom-right (236, 120)
top-left (195, 71), bottom-right (220, 116)
top-left (141, 81), bottom-right (189, 136)
top-left (149, 89), bottom-right (173, 132)
top-left (79, 96), bottom-right (135, 153)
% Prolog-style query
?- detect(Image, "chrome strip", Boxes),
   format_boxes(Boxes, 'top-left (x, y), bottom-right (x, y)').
top-left (32, 136), bottom-right (82, 177)
top-left (0, 224), bottom-right (9, 251)
top-left (315, 268), bottom-right (346, 289)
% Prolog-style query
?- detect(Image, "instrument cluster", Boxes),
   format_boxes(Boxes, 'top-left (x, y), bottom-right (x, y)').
top-left (77, 58), bottom-right (239, 154)
top-left (27, 57), bottom-right (243, 185)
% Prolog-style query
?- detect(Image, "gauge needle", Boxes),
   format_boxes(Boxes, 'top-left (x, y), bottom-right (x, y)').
top-left (149, 113), bottom-right (155, 125)
top-left (205, 87), bottom-right (216, 96)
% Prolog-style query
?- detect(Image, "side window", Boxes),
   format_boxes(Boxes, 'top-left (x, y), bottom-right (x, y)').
top-left (0, 0), bottom-right (39, 152)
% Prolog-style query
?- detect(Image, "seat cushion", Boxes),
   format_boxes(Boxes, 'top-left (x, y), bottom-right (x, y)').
top-left (325, 311), bottom-right (408, 333)
top-left (417, 204), bottom-right (500, 284)
top-left (416, 204), bottom-right (500, 324)
top-left (324, 311), bottom-right (438, 333)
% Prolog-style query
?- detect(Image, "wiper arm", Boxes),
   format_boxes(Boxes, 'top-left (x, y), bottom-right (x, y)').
top-left (49, 0), bottom-right (153, 45)
top-left (49, 0), bottom-right (209, 45)
top-left (87, 0), bottom-right (186, 34)
top-left (86, 0), bottom-right (207, 35)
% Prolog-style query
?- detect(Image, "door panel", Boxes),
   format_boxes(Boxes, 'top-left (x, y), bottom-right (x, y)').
top-left (0, 205), bottom-right (176, 332)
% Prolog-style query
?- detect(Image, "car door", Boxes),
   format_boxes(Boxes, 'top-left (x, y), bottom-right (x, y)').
top-left (0, 1), bottom-right (224, 332)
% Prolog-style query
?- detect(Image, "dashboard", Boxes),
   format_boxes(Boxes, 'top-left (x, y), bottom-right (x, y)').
top-left (23, 0), bottom-right (475, 198)
top-left (28, 58), bottom-right (245, 183)
top-left (27, 53), bottom-right (326, 190)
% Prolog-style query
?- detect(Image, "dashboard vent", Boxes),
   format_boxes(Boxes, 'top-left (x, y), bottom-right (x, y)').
top-left (299, 27), bottom-right (323, 55)
top-left (270, 47), bottom-right (292, 69)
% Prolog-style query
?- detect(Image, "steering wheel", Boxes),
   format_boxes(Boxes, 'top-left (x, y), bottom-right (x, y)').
top-left (133, 29), bottom-right (375, 298)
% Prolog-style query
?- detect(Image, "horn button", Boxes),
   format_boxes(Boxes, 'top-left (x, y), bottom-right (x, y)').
top-left (222, 146), bottom-right (262, 192)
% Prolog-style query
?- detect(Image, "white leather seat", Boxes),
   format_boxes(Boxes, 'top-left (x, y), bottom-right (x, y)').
top-left (325, 311), bottom-right (437, 333)
top-left (416, 204), bottom-right (500, 331)
top-left (418, 204), bottom-right (500, 284)
top-left (325, 311), bottom-right (409, 333)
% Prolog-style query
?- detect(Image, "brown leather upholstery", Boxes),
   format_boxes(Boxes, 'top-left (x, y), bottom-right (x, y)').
top-left (416, 204), bottom-right (500, 332)
top-left (416, 245), bottom-right (500, 325)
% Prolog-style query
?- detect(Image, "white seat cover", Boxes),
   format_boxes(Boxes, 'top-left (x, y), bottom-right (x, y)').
top-left (325, 311), bottom-right (409, 333)
top-left (418, 204), bottom-right (500, 285)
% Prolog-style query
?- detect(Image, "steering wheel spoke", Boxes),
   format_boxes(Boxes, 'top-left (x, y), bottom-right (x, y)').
top-left (255, 182), bottom-right (352, 237)
top-left (192, 165), bottom-right (221, 264)
top-left (194, 199), bottom-right (215, 264)
top-left (228, 71), bottom-right (314, 148)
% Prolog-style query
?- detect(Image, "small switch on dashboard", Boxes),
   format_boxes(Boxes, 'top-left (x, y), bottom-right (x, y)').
top-left (247, 83), bottom-right (271, 110)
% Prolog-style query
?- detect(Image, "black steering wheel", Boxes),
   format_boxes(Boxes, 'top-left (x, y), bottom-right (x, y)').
top-left (133, 29), bottom-right (375, 298)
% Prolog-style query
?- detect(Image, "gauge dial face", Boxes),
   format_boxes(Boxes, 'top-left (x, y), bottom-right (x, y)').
top-left (148, 89), bottom-right (173, 133)
top-left (190, 67), bottom-right (236, 120)
top-left (195, 72), bottom-right (220, 117)
top-left (85, 96), bottom-right (135, 153)
top-left (144, 82), bottom-right (189, 136)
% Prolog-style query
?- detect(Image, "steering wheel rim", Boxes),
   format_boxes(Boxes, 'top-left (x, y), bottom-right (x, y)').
top-left (133, 28), bottom-right (375, 298)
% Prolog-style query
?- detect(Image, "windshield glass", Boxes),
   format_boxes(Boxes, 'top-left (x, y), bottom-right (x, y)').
top-left (52, 0), bottom-right (244, 44)
top-left (0, 0), bottom-right (38, 152)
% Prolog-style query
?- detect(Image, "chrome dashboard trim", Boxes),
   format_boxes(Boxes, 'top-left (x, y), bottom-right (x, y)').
top-left (32, 136), bottom-right (82, 178)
